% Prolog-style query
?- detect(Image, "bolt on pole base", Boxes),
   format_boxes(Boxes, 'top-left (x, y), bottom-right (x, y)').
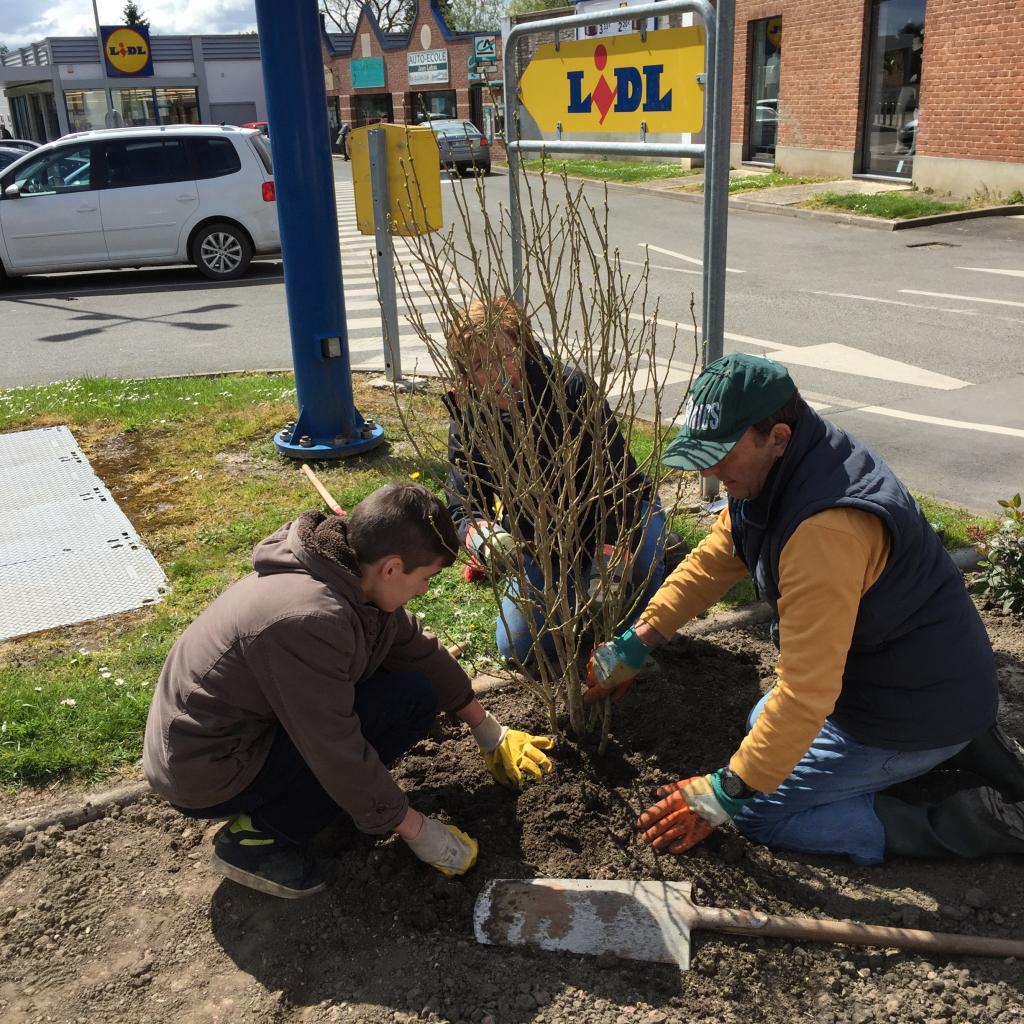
top-left (274, 423), bottom-right (385, 460)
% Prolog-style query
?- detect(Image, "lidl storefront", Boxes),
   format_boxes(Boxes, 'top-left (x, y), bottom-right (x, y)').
top-left (0, 33), bottom-right (268, 143)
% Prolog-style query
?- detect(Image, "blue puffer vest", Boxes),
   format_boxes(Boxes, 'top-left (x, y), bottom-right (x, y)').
top-left (729, 407), bottom-right (996, 750)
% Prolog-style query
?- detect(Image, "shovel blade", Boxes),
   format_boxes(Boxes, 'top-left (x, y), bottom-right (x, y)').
top-left (473, 878), bottom-right (694, 970)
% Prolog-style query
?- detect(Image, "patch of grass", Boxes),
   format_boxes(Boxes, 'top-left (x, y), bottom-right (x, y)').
top-left (914, 495), bottom-right (997, 550)
top-left (727, 172), bottom-right (834, 194)
top-left (806, 190), bottom-right (966, 219)
top-left (520, 158), bottom-right (699, 183)
top-left (680, 173), bottom-right (836, 194)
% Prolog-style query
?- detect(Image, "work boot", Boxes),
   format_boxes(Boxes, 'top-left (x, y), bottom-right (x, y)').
top-left (940, 723), bottom-right (1024, 800)
top-left (211, 813), bottom-right (326, 899)
top-left (877, 785), bottom-right (1024, 859)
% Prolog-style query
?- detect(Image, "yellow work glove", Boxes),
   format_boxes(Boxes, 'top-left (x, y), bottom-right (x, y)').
top-left (403, 814), bottom-right (479, 877)
top-left (472, 711), bottom-right (555, 788)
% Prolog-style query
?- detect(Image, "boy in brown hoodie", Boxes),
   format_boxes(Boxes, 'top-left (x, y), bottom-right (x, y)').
top-left (144, 482), bottom-right (553, 898)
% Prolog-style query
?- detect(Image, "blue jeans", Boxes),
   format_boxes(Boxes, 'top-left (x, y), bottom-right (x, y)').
top-left (732, 691), bottom-right (969, 865)
top-left (496, 499), bottom-right (668, 664)
top-left (176, 669), bottom-right (437, 846)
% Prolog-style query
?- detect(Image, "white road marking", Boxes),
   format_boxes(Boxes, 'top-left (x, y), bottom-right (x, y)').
top-left (344, 310), bottom-right (440, 330)
top-left (619, 256), bottom-right (702, 276)
top-left (806, 290), bottom-right (1023, 324)
top-left (955, 267), bottom-right (1024, 279)
top-left (342, 294), bottom-right (437, 313)
top-left (631, 316), bottom-right (968, 390)
top-left (856, 407), bottom-right (1024, 439)
top-left (901, 289), bottom-right (1024, 309)
top-left (641, 243), bottom-right (745, 274)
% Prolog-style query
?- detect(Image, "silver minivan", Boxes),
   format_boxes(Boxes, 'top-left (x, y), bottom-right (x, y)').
top-left (0, 124), bottom-right (280, 282)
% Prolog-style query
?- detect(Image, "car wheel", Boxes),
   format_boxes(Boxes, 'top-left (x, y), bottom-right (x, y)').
top-left (193, 222), bottom-right (253, 281)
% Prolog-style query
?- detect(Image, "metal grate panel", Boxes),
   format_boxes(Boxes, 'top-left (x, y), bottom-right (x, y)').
top-left (0, 426), bottom-right (169, 641)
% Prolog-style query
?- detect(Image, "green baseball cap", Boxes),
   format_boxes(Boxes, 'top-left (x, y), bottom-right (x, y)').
top-left (662, 353), bottom-right (796, 470)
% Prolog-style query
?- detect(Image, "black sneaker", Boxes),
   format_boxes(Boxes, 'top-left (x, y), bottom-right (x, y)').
top-left (211, 814), bottom-right (326, 899)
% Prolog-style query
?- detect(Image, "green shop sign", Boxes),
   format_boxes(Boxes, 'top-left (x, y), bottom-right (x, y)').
top-left (351, 58), bottom-right (385, 89)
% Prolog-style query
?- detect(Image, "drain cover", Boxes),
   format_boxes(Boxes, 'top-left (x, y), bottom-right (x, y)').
top-left (0, 426), bottom-right (168, 640)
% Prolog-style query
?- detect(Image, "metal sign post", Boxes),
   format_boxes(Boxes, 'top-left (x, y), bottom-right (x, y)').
top-left (503, 0), bottom-right (733, 367)
top-left (368, 127), bottom-right (403, 385)
top-left (254, 0), bottom-right (384, 459)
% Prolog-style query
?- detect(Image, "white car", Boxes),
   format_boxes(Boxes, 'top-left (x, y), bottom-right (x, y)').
top-left (0, 125), bottom-right (280, 282)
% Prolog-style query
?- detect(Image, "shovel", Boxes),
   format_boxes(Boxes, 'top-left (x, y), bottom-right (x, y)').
top-left (474, 878), bottom-right (1024, 970)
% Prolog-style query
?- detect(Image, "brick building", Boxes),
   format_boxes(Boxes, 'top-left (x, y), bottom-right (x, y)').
top-left (323, 1), bottom-right (504, 150)
top-left (729, 0), bottom-right (1023, 194)
top-left (507, 0), bottom-right (1022, 195)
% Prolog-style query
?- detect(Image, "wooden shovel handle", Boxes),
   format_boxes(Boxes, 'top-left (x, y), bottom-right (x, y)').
top-left (301, 464), bottom-right (344, 515)
top-left (696, 906), bottom-right (1024, 959)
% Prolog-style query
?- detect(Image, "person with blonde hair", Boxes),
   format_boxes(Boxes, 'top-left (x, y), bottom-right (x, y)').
top-left (443, 296), bottom-right (668, 667)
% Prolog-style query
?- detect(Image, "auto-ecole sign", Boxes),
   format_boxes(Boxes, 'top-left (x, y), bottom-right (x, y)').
top-left (408, 49), bottom-right (449, 86)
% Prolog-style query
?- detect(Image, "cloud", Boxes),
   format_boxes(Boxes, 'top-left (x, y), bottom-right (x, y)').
top-left (2, 0), bottom-right (258, 50)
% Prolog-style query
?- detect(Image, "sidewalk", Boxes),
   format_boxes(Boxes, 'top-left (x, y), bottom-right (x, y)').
top-left (543, 165), bottom-right (1024, 231)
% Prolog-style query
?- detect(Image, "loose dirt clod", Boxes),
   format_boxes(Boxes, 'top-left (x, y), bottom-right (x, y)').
top-left (0, 604), bottom-right (1021, 1023)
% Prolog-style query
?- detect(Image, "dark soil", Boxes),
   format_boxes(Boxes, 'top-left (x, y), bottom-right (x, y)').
top-left (1, 605), bottom-right (1022, 1024)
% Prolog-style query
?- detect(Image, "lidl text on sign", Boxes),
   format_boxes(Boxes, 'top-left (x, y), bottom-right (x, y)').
top-left (519, 27), bottom-right (704, 135)
top-left (101, 25), bottom-right (154, 77)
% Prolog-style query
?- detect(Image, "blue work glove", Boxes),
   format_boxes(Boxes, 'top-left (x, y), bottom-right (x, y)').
top-left (583, 626), bottom-right (651, 704)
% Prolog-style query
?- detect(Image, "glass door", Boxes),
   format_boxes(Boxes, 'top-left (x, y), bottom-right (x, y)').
top-left (747, 17), bottom-right (782, 164)
top-left (862, 0), bottom-right (926, 177)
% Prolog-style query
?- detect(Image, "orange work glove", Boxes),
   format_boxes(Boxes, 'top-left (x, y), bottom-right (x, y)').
top-left (583, 627), bottom-right (650, 705)
top-left (638, 769), bottom-right (753, 855)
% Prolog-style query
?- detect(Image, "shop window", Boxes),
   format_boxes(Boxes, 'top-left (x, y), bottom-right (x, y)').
top-left (156, 88), bottom-right (199, 125)
top-left (747, 17), bottom-right (781, 164)
top-left (115, 89), bottom-right (158, 127)
top-left (861, 0), bottom-right (926, 178)
top-left (352, 93), bottom-right (394, 127)
top-left (409, 90), bottom-right (457, 123)
top-left (65, 90), bottom-right (109, 133)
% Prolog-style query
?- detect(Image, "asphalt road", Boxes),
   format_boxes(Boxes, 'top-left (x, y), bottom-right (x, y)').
top-left (2, 161), bottom-right (1022, 512)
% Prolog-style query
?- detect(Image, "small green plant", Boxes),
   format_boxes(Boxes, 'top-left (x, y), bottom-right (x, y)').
top-left (1007, 189), bottom-right (1024, 206)
top-left (973, 494), bottom-right (1024, 616)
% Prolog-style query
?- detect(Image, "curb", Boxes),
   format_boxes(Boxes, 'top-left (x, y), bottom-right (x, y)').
top-left (0, 548), bottom-right (982, 843)
top-left (512, 166), bottom-right (1023, 231)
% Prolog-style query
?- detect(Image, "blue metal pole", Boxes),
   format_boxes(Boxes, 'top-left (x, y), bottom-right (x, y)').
top-left (254, 0), bottom-right (384, 459)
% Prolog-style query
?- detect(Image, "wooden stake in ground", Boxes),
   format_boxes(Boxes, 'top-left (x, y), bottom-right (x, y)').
top-left (300, 464), bottom-right (344, 515)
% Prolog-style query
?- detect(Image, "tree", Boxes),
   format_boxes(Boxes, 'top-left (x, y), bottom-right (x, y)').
top-left (508, 0), bottom-right (568, 16)
top-left (320, 0), bottom-right (417, 34)
top-left (441, 0), bottom-right (506, 32)
top-left (122, 1), bottom-right (150, 30)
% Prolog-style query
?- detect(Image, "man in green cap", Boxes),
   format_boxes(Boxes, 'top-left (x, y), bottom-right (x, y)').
top-left (585, 352), bottom-right (1024, 865)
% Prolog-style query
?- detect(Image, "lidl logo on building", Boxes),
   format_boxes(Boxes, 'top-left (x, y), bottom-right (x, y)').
top-left (101, 25), bottom-right (154, 77)
top-left (519, 27), bottom-right (704, 135)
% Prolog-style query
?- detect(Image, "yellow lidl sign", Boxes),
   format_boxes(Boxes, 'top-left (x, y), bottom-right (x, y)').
top-left (101, 26), bottom-right (154, 78)
top-left (520, 27), bottom-right (705, 134)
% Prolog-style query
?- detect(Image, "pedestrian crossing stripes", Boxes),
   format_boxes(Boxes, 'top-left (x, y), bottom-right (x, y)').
top-left (333, 180), bottom-right (444, 376)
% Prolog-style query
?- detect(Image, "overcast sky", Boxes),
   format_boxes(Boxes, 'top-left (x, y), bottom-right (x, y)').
top-left (3, 1), bottom-right (259, 50)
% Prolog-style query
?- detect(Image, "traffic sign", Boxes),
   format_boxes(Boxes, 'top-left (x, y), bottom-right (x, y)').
top-left (519, 27), bottom-right (705, 135)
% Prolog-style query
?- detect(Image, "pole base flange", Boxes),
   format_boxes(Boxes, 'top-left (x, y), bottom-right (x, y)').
top-left (274, 424), bottom-right (385, 460)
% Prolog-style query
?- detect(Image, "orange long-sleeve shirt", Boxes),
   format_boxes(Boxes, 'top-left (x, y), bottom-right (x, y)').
top-left (640, 505), bottom-right (890, 793)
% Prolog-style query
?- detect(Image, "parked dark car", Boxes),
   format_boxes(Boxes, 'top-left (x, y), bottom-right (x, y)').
top-left (421, 119), bottom-right (490, 176)
top-left (2, 139), bottom-right (42, 153)
top-left (0, 146), bottom-right (29, 171)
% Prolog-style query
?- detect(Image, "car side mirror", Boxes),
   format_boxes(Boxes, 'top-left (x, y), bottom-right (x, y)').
top-left (4, 183), bottom-right (21, 199)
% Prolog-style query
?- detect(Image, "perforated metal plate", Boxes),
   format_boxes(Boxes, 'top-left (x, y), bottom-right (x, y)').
top-left (0, 426), bottom-right (169, 640)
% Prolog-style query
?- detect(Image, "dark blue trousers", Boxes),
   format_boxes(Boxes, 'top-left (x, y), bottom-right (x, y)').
top-left (176, 669), bottom-right (437, 847)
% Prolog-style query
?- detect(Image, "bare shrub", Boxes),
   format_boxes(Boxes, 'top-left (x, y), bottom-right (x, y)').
top-left (378, 162), bottom-right (701, 738)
